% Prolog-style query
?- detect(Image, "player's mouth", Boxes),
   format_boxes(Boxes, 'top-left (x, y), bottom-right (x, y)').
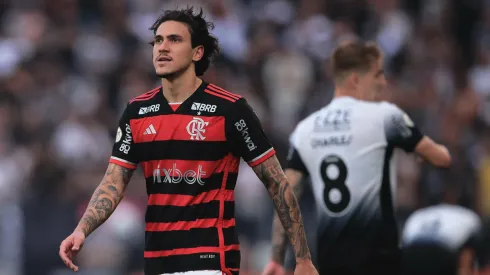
top-left (156, 56), bottom-right (172, 65)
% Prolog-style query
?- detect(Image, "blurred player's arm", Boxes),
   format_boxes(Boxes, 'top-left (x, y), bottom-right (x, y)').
top-left (414, 136), bottom-right (451, 167)
top-left (253, 156), bottom-right (311, 263)
top-left (385, 104), bottom-right (451, 168)
top-left (75, 163), bottom-right (134, 237)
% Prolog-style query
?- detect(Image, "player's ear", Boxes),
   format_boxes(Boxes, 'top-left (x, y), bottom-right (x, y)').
top-left (192, 45), bottom-right (204, 62)
top-left (351, 73), bottom-right (360, 87)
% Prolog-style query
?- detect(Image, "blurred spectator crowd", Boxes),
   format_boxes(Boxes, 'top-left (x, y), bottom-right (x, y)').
top-left (2, 0), bottom-right (490, 274)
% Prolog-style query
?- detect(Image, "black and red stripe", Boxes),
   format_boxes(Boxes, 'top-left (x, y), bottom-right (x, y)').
top-left (129, 86), bottom-right (160, 104)
top-left (131, 114), bottom-right (227, 143)
top-left (204, 84), bottom-right (242, 103)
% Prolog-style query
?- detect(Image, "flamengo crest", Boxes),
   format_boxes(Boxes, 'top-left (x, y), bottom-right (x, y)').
top-left (186, 117), bottom-right (209, 140)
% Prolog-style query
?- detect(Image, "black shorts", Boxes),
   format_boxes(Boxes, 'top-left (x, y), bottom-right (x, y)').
top-left (401, 242), bottom-right (458, 275)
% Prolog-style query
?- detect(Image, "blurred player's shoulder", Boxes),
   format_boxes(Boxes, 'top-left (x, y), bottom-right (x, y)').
top-left (425, 204), bottom-right (480, 220)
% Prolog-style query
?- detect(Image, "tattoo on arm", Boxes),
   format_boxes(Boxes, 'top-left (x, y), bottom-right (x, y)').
top-left (253, 156), bottom-right (311, 262)
top-left (270, 174), bottom-right (304, 263)
top-left (77, 163), bottom-right (134, 237)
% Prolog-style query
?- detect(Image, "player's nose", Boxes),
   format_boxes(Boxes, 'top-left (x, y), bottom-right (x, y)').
top-left (157, 41), bottom-right (170, 53)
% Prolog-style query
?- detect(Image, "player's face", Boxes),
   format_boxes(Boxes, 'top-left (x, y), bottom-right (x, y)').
top-left (358, 58), bottom-right (387, 101)
top-left (152, 21), bottom-right (204, 78)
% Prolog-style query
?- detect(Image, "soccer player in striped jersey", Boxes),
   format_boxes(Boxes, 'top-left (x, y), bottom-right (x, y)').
top-left (262, 41), bottom-right (451, 275)
top-left (59, 7), bottom-right (318, 275)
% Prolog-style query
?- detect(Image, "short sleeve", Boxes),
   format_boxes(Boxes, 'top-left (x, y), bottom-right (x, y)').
top-left (226, 98), bottom-right (275, 167)
top-left (384, 104), bottom-right (424, 152)
top-left (286, 127), bottom-right (309, 175)
top-left (109, 104), bottom-right (139, 169)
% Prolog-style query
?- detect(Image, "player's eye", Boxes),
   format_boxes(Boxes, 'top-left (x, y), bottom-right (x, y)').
top-left (170, 37), bottom-right (181, 42)
top-left (154, 37), bottom-right (163, 44)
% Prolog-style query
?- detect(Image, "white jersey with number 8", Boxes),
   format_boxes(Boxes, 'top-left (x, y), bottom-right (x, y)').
top-left (287, 96), bottom-right (423, 267)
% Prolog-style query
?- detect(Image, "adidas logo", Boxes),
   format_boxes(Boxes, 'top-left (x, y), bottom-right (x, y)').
top-left (144, 124), bottom-right (157, 135)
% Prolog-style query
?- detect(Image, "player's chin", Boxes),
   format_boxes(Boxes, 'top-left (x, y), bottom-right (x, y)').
top-left (155, 68), bottom-right (176, 79)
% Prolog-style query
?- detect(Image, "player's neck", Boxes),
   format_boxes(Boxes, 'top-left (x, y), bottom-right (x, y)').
top-left (333, 87), bottom-right (360, 100)
top-left (161, 69), bottom-right (202, 103)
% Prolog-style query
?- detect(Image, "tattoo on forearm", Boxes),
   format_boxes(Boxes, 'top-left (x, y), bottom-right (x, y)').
top-left (270, 174), bottom-right (304, 263)
top-left (253, 156), bottom-right (310, 261)
top-left (78, 164), bottom-right (134, 236)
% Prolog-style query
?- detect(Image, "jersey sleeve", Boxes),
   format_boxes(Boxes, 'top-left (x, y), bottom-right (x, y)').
top-left (226, 98), bottom-right (275, 167)
top-left (109, 104), bottom-right (139, 170)
top-left (286, 127), bottom-right (309, 176)
top-left (383, 104), bottom-right (424, 152)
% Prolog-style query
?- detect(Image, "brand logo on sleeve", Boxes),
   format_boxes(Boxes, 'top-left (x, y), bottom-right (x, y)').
top-left (234, 119), bottom-right (257, 151)
top-left (118, 123), bottom-right (132, 154)
top-left (115, 127), bottom-right (122, 142)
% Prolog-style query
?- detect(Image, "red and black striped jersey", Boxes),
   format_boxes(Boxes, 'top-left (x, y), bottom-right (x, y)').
top-left (109, 81), bottom-right (275, 275)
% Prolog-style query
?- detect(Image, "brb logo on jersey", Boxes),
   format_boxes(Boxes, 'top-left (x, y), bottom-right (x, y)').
top-left (186, 117), bottom-right (209, 140)
top-left (235, 119), bottom-right (257, 151)
top-left (139, 104), bottom-right (160, 115)
top-left (153, 164), bottom-right (206, 185)
top-left (191, 102), bottom-right (216, 113)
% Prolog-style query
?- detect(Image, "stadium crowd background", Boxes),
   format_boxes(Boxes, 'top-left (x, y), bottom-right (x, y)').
top-left (1, 0), bottom-right (490, 274)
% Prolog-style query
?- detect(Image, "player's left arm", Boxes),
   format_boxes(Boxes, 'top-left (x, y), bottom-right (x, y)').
top-left (384, 104), bottom-right (451, 167)
top-left (227, 98), bottom-right (312, 264)
top-left (253, 158), bottom-right (311, 262)
top-left (268, 167), bottom-right (305, 264)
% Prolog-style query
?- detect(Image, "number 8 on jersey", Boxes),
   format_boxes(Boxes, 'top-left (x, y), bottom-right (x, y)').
top-left (320, 155), bottom-right (351, 215)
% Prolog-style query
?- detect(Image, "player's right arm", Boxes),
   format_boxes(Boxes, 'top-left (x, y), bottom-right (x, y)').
top-left (384, 104), bottom-right (451, 167)
top-left (59, 104), bottom-right (139, 272)
top-left (75, 163), bottom-right (134, 236)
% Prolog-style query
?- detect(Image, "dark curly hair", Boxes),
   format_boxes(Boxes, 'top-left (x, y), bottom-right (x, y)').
top-left (149, 7), bottom-right (220, 76)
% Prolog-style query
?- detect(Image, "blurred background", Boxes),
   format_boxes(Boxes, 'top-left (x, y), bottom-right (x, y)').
top-left (1, 0), bottom-right (490, 274)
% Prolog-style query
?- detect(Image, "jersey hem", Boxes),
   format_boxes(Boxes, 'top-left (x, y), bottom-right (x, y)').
top-left (109, 156), bottom-right (137, 169)
top-left (247, 148), bottom-right (275, 167)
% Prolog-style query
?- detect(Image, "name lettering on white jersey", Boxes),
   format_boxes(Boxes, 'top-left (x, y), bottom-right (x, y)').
top-left (311, 135), bottom-right (352, 148)
top-left (314, 109), bottom-right (351, 132)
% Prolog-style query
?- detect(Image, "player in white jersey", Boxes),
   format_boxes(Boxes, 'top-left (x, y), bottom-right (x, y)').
top-left (401, 204), bottom-right (483, 275)
top-left (262, 41), bottom-right (451, 275)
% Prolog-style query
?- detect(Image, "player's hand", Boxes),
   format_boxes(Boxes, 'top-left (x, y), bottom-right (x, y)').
top-left (59, 230), bottom-right (86, 272)
top-left (262, 260), bottom-right (285, 275)
top-left (294, 259), bottom-right (318, 275)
